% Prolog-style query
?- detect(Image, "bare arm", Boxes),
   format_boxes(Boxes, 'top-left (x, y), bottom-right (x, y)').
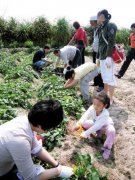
top-left (64, 64), bottom-right (68, 69)
top-left (68, 36), bottom-right (75, 45)
top-left (54, 57), bottom-right (61, 68)
top-left (37, 148), bottom-right (58, 167)
top-left (37, 148), bottom-right (73, 180)
top-left (39, 167), bottom-right (61, 180)
top-left (64, 79), bottom-right (73, 87)
top-left (64, 79), bottom-right (78, 88)
top-left (41, 58), bottom-right (53, 64)
top-left (84, 32), bottom-right (89, 47)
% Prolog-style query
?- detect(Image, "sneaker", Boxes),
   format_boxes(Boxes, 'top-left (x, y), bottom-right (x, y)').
top-left (97, 86), bottom-right (104, 92)
top-left (115, 74), bottom-right (122, 79)
top-left (102, 147), bottom-right (111, 160)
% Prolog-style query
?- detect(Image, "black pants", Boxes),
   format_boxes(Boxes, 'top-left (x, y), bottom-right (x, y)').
top-left (81, 47), bottom-right (85, 64)
top-left (69, 49), bottom-right (81, 68)
top-left (77, 41), bottom-right (85, 64)
top-left (118, 48), bottom-right (135, 77)
top-left (93, 51), bottom-right (104, 87)
top-left (0, 166), bottom-right (18, 180)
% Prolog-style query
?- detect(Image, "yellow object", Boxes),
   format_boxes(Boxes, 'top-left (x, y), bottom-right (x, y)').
top-left (75, 123), bottom-right (97, 138)
top-left (75, 123), bottom-right (85, 137)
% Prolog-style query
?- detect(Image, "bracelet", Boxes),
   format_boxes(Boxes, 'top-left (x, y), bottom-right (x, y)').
top-left (54, 162), bottom-right (60, 168)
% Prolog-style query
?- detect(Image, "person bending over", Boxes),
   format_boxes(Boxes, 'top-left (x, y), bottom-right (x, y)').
top-left (33, 45), bottom-right (52, 70)
top-left (54, 45), bottom-right (81, 74)
top-left (0, 99), bottom-right (73, 180)
top-left (64, 62), bottom-right (100, 107)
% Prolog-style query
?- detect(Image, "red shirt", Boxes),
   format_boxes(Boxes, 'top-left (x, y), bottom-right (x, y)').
top-left (130, 33), bottom-right (135, 48)
top-left (74, 27), bottom-right (88, 47)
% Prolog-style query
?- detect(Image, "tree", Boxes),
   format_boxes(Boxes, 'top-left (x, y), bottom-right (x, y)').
top-left (0, 17), bottom-right (6, 47)
top-left (31, 17), bottom-right (51, 47)
top-left (51, 18), bottom-right (72, 47)
top-left (84, 25), bottom-right (93, 45)
top-left (16, 22), bottom-right (30, 43)
top-left (2, 18), bottom-right (18, 45)
top-left (116, 28), bottom-right (130, 49)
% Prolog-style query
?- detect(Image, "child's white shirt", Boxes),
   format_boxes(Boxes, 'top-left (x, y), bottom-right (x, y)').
top-left (79, 105), bottom-right (113, 137)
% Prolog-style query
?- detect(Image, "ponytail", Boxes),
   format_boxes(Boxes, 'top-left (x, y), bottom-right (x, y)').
top-left (98, 9), bottom-right (112, 20)
top-left (108, 13), bottom-right (111, 20)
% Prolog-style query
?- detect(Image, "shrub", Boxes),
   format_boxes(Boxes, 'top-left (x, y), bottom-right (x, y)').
top-left (9, 41), bottom-right (19, 48)
top-left (24, 40), bottom-right (34, 48)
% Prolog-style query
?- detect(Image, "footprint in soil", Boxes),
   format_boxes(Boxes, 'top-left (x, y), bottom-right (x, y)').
top-left (62, 142), bottom-right (71, 150)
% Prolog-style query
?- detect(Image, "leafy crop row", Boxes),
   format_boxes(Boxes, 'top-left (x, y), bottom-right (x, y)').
top-left (38, 72), bottom-right (84, 118)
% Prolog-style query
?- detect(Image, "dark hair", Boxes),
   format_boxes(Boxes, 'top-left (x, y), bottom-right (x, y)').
top-left (73, 21), bottom-right (80, 29)
top-left (28, 99), bottom-right (63, 130)
top-left (44, 45), bottom-right (50, 50)
top-left (53, 49), bottom-right (60, 54)
top-left (65, 66), bottom-right (75, 80)
top-left (98, 9), bottom-right (111, 20)
top-left (131, 23), bottom-right (135, 28)
top-left (93, 91), bottom-right (110, 109)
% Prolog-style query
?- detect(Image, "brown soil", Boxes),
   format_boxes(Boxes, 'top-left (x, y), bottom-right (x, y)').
top-left (51, 57), bottom-right (135, 180)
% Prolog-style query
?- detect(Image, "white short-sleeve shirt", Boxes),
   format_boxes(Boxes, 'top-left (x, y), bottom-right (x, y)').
top-left (60, 45), bottom-right (77, 64)
top-left (0, 116), bottom-right (44, 179)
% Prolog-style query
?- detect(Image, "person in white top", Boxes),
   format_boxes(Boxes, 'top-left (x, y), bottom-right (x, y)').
top-left (73, 91), bottom-right (115, 160)
top-left (90, 15), bottom-right (104, 92)
top-left (0, 99), bottom-right (73, 179)
top-left (54, 45), bottom-right (81, 74)
top-left (64, 62), bottom-right (100, 107)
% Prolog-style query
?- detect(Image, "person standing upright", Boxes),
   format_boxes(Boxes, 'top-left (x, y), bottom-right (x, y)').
top-left (115, 23), bottom-right (135, 78)
top-left (90, 15), bottom-right (104, 92)
top-left (68, 21), bottom-right (88, 64)
top-left (97, 9), bottom-right (117, 104)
